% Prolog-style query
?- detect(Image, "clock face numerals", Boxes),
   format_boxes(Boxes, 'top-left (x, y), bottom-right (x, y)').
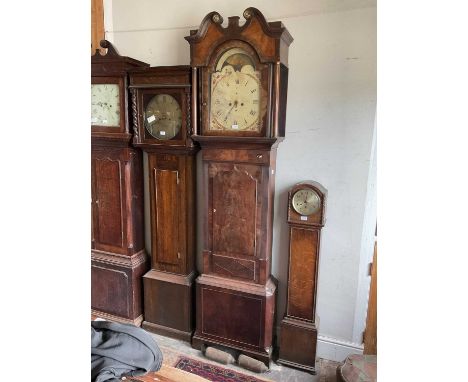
top-left (209, 48), bottom-right (261, 132)
top-left (91, 84), bottom-right (120, 127)
top-left (292, 189), bottom-right (321, 216)
top-left (144, 94), bottom-right (182, 140)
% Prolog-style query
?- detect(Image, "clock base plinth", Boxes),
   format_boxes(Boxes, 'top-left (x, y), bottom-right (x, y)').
top-left (91, 249), bottom-right (148, 325)
top-left (142, 321), bottom-right (193, 342)
top-left (277, 317), bottom-right (319, 373)
top-left (192, 334), bottom-right (273, 367)
top-left (91, 309), bottom-right (144, 327)
top-left (142, 270), bottom-right (196, 342)
top-left (192, 274), bottom-right (276, 367)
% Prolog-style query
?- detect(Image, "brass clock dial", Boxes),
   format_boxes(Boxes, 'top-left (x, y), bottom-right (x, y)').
top-left (91, 84), bottom-right (120, 127)
top-left (292, 189), bottom-right (321, 216)
top-left (144, 94), bottom-right (182, 140)
top-left (209, 48), bottom-right (261, 132)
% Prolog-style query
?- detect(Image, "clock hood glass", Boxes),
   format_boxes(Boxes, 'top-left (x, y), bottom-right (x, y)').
top-left (144, 94), bottom-right (182, 140)
top-left (209, 48), bottom-right (261, 132)
top-left (91, 84), bottom-right (120, 127)
top-left (292, 189), bottom-right (320, 216)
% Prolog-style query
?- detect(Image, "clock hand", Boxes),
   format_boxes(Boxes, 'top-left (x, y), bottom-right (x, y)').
top-left (224, 100), bottom-right (238, 121)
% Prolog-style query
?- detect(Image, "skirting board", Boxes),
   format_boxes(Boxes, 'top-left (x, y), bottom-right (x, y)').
top-left (316, 335), bottom-right (363, 362)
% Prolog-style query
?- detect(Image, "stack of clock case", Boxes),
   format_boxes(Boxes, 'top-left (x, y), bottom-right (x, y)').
top-left (185, 8), bottom-right (293, 366)
top-left (128, 66), bottom-right (198, 340)
top-left (91, 41), bottom-right (150, 325)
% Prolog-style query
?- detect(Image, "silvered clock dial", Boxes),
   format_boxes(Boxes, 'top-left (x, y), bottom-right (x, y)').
top-left (144, 94), bottom-right (182, 140)
top-left (209, 48), bottom-right (261, 132)
top-left (91, 84), bottom-right (120, 127)
top-left (292, 189), bottom-right (321, 216)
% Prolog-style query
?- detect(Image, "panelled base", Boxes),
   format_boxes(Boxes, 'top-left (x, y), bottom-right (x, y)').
top-left (277, 316), bottom-right (319, 373)
top-left (192, 274), bottom-right (277, 367)
top-left (91, 249), bottom-right (149, 326)
top-left (142, 270), bottom-right (196, 342)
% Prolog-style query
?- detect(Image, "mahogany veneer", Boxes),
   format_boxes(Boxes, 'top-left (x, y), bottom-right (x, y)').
top-left (277, 181), bottom-right (327, 373)
top-left (91, 41), bottom-right (150, 325)
top-left (129, 66), bottom-right (198, 340)
top-left (186, 8), bottom-right (293, 366)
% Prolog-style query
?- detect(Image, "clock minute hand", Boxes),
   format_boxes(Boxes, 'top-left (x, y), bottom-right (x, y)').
top-left (224, 100), bottom-right (238, 121)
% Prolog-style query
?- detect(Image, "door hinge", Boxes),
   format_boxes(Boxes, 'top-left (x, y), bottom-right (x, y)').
top-left (176, 172), bottom-right (180, 185)
top-left (362, 330), bottom-right (366, 344)
top-left (368, 262), bottom-right (373, 276)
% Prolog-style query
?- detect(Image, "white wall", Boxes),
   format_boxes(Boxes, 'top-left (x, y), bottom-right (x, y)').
top-left (105, 0), bottom-right (377, 361)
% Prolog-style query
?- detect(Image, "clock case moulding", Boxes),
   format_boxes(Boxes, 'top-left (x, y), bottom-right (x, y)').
top-left (185, 8), bottom-right (293, 366)
top-left (91, 40), bottom-right (150, 326)
top-left (277, 181), bottom-right (327, 373)
top-left (129, 66), bottom-right (199, 341)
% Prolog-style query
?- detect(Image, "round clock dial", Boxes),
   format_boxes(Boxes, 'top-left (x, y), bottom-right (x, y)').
top-left (91, 84), bottom-right (120, 127)
top-left (292, 189), bottom-right (321, 216)
top-left (144, 94), bottom-right (182, 140)
top-left (209, 48), bottom-right (261, 132)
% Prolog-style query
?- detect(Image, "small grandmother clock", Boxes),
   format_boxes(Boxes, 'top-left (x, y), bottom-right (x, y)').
top-left (278, 181), bottom-right (327, 373)
top-left (91, 40), bottom-right (150, 325)
top-left (185, 8), bottom-right (293, 365)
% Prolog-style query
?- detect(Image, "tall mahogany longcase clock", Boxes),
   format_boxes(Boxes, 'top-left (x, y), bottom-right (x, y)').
top-left (129, 66), bottom-right (198, 341)
top-left (91, 40), bottom-right (150, 326)
top-left (185, 8), bottom-right (293, 366)
top-left (278, 182), bottom-right (327, 373)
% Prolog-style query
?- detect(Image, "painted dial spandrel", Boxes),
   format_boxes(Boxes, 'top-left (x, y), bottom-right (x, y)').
top-left (292, 189), bottom-right (321, 216)
top-left (210, 48), bottom-right (261, 132)
top-left (144, 94), bottom-right (182, 140)
top-left (91, 84), bottom-right (120, 127)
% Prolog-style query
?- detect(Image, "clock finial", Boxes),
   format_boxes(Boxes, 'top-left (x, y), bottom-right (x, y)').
top-left (212, 12), bottom-right (222, 24)
top-left (98, 39), bottom-right (120, 56)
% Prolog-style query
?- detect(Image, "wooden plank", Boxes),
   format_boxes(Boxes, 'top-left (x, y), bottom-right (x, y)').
top-left (364, 241), bottom-right (377, 354)
top-left (91, 0), bottom-right (105, 54)
top-left (129, 365), bottom-right (210, 382)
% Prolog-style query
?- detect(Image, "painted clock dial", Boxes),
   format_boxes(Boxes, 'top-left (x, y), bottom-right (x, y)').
top-left (91, 84), bottom-right (120, 127)
top-left (209, 48), bottom-right (261, 132)
top-left (292, 189), bottom-right (321, 216)
top-left (144, 94), bottom-right (182, 140)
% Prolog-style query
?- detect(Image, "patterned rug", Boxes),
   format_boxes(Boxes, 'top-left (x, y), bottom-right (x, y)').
top-left (175, 356), bottom-right (271, 382)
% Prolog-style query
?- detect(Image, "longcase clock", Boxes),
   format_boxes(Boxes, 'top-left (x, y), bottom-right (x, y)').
top-left (91, 40), bottom-right (150, 325)
top-left (129, 66), bottom-right (198, 340)
top-left (278, 181), bottom-right (327, 373)
top-left (185, 8), bottom-right (293, 365)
